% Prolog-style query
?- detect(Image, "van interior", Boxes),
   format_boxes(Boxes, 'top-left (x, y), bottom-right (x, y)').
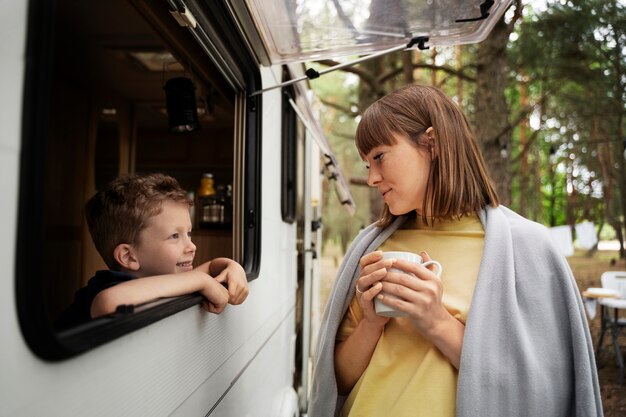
top-left (42, 0), bottom-right (236, 326)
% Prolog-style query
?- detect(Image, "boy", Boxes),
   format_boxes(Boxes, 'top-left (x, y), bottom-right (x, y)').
top-left (56, 173), bottom-right (248, 329)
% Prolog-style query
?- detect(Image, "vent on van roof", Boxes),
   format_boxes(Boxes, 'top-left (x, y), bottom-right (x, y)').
top-left (244, 0), bottom-right (512, 65)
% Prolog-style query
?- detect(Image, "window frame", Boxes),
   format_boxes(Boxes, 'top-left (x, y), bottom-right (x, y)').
top-left (16, 0), bottom-right (262, 360)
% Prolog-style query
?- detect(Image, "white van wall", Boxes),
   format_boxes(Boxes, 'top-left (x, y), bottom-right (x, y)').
top-left (1, 0), bottom-right (29, 412)
top-left (0, 5), bottom-right (300, 412)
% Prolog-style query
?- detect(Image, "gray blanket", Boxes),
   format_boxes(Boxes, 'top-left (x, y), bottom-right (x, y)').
top-left (308, 206), bottom-right (603, 417)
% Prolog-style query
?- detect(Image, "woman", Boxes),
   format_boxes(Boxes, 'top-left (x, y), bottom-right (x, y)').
top-left (309, 85), bottom-right (602, 417)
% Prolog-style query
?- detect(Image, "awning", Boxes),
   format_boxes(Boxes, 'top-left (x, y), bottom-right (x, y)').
top-left (242, 0), bottom-right (512, 65)
top-left (289, 79), bottom-right (356, 215)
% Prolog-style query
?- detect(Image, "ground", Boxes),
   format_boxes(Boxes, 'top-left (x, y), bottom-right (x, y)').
top-left (319, 243), bottom-right (626, 416)
top-left (568, 250), bottom-right (626, 417)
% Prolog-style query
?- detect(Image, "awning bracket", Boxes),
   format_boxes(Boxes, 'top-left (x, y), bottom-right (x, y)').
top-left (249, 36), bottom-right (430, 97)
top-left (455, 0), bottom-right (494, 23)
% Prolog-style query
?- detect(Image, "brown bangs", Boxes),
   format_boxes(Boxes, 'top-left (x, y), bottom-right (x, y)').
top-left (355, 103), bottom-right (401, 156)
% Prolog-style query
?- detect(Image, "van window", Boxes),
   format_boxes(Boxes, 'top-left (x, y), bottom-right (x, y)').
top-left (281, 70), bottom-right (298, 223)
top-left (17, 0), bottom-right (261, 359)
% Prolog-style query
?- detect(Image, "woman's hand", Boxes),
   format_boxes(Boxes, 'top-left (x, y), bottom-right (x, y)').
top-left (376, 251), bottom-right (465, 368)
top-left (334, 250), bottom-right (394, 394)
top-left (377, 252), bottom-right (446, 332)
top-left (354, 250), bottom-right (394, 327)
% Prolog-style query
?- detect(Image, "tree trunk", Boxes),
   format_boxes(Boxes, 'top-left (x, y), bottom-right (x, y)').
top-left (548, 155), bottom-right (557, 227)
top-left (455, 45), bottom-right (463, 109)
top-left (473, 17), bottom-right (512, 204)
top-left (518, 74), bottom-right (529, 217)
top-left (612, 12), bottom-right (626, 258)
top-left (430, 48), bottom-right (437, 86)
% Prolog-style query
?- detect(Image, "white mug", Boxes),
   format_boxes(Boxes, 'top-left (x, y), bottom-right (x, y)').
top-left (374, 251), bottom-right (443, 318)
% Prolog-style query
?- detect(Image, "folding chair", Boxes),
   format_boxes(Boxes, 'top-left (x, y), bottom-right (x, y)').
top-left (596, 271), bottom-right (626, 384)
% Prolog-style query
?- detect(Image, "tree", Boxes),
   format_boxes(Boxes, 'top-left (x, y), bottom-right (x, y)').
top-left (472, 0), bottom-right (523, 205)
top-left (313, 0), bottom-right (626, 258)
top-left (310, 0), bottom-right (526, 241)
top-left (509, 0), bottom-right (626, 257)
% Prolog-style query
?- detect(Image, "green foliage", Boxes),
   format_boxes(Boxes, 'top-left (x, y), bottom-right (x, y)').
top-left (508, 0), bottom-right (625, 233)
top-left (312, 0), bottom-right (626, 254)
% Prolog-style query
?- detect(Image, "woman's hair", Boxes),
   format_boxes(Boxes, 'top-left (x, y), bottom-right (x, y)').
top-left (355, 84), bottom-right (499, 227)
top-left (85, 173), bottom-right (192, 269)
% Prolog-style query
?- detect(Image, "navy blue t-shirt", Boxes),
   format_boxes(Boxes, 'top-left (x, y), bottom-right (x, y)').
top-left (55, 270), bottom-right (134, 330)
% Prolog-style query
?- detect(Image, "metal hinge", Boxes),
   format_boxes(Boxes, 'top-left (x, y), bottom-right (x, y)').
top-left (169, 3), bottom-right (197, 28)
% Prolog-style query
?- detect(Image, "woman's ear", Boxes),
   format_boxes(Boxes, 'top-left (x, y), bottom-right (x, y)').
top-left (113, 243), bottom-right (140, 271)
top-left (425, 127), bottom-right (435, 142)
top-left (425, 127), bottom-right (436, 160)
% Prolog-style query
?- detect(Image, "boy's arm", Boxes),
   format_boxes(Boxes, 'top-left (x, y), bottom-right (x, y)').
top-left (91, 268), bottom-right (228, 318)
top-left (207, 257), bottom-right (249, 305)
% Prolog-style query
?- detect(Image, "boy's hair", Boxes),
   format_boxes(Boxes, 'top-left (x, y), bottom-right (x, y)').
top-left (355, 84), bottom-right (499, 227)
top-left (85, 173), bottom-right (192, 269)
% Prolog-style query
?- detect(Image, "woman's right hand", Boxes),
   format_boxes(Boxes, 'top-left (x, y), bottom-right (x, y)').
top-left (355, 250), bottom-right (394, 326)
top-left (335, 250), bottom-right (394, 394)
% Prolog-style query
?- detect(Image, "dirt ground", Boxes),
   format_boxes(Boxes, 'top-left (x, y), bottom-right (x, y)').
top-left (568, 251), bottom-right (626, 417)
top-left (319, 244), bottom-right (626, 416)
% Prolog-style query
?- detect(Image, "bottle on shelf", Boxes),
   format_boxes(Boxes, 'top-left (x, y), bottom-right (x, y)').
top-left (197, 173), bottom-right (217, 228)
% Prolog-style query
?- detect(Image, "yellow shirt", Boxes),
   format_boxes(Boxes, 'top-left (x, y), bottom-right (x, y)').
top-left (337, 215), bottom-right (485, 417)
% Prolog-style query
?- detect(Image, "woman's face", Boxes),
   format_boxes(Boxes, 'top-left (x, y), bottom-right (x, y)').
top-left (363, 133), bottom-right (432, 216)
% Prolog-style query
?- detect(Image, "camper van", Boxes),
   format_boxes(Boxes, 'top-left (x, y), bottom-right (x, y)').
top-left (1, 1), bottom-right (510, 416)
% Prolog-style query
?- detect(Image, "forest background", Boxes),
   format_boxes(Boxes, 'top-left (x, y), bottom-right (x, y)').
top-left (313, 0), bottom-right (625, 257)
top-left (309, 0), bottom-right (626, 415)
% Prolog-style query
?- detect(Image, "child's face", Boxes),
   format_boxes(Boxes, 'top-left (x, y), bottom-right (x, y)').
top-left (131, 200), bottom-right (196, 277)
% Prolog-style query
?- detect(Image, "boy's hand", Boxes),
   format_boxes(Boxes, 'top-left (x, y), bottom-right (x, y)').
top-left (199, 275), bottom-right (229, 314)
top-left (210, 258), bottom-right (249, 305)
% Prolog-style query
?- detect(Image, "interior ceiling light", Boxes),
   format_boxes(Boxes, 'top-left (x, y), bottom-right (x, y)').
top-left (129, 51), bottom-right (183, 72)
